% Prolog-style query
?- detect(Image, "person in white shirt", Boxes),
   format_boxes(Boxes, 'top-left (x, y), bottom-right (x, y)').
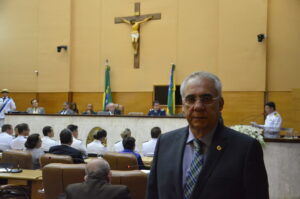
top-left (113, 128), bottom-right (131, 152)
top-left (67, 124), bottom-right (87, 157)
top-left (0, 89), bottom-right (16, 128)
top-left (251, 101), bottom-right (282, 138)
top-left (11, 123), bottom-right (30, 150)
top-left (41, 126), bottom-right (58, 152)
top-left (0, 124), bottom-right (14, 151)
top-left (25, 133), bottom-right (45, 169)
top-left (142, 127), bottom-right (161, 156)
top-left (87, 129), bottom-right (107, 156)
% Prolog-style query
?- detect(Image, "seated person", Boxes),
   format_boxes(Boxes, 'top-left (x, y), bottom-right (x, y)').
top-left (26, 99), bottom-right (45, 114)
top-left (25, 134), bottom-right (44, 169)
top-left (82, 104), bottom-right (97, 115)
top-left (71, 102), bottom-right (79, 114)
top-left (142, 127), bottom-right (161, 157)
top-left (11, 123), bottom-right (30, 150)
top-left (251, 101), bottom-right (282, 138)
top-left (0, 124), bottom-right (14, 151)
top-left (67, 124), bottom-right (87, 157)
top-left (114, 128), bottom-right (131, 152)
top-left (41, 126), bottom-right (59, 152)
top-left (65, 158), bottom-right (130, 199)
top-left (121, 137), bottom-right (145, 170)
top-left (106, 103), bottom-right (121, 115)
top-left (58, 102), bottom-right (75, 115)
top-left (87, 129), bottom-right (107, 156)
top-left (147, 100), bottom-right (166, 116)
top-left (49, 129), bottom-right (84, 164)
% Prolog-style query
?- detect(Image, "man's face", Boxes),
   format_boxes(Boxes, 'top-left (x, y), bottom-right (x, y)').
top-left (7, 128), bottom-right (13, 135)
top-left (2, 92), bottom-right (8, 98)
top-left (63, 103), bottom-right (69, 110)
top-left (32, 100), bottom-right (38, 108)
top-left (87, 104), bottom-right (93, 111)
top-left (153, 103), bottom-right (160, 111)
top-left (182, 77), bottom-right (224, 136)
top-left (108, 104), bottom-right (115, 112)
top-left (264, 105), bottom-right (274, 115)
top-left (73, 129), bottom-right (79, 138)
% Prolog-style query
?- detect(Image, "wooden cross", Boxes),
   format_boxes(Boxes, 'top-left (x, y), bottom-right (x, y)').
top-left (115, 2), bottom-right (161, 68)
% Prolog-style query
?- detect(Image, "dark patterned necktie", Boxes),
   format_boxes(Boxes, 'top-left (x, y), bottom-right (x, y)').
top-left (184, 139), bottom-right (204, 199)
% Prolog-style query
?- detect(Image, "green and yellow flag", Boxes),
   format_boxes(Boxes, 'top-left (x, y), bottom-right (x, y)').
top-left (102, 63), bottom-right (112, 111)
top-left (167, 64), bottom-right (176, 115)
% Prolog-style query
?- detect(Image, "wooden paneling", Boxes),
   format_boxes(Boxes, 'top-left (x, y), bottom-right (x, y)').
top-left (292, 89), bottom-right (300, 133)
top-left (38, 93), bottom-right (69, 114)
top-left (222, 92), bottom-right (265, 126)
top-left (72, 92), bottom-right (103, 113)
top-left (112, 92), bottom-right (153, 115)
top-left (9, 93), bottom-right (37, 112)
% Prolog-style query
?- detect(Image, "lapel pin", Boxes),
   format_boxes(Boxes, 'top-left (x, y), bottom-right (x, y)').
top-left (216, 145), bottom-right (222, 151)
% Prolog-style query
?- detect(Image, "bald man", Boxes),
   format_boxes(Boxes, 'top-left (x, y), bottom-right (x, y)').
top-left (65, 159), bottom-right (131, 199)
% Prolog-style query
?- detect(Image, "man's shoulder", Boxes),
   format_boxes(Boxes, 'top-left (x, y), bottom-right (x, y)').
top-left (102, 183), bottom-right (129, 194)
top-left (222, 126), bottom-right (257, 144)
top-left (161, 126), bottom-right (188, 139)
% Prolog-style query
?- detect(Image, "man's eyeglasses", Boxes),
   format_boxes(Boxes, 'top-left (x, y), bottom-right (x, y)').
top-left (183, 94), bottom-right (219, 105)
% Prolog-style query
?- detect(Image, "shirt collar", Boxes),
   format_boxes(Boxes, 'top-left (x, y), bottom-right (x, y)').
top-left (187, 123), bottom-right (217, 147)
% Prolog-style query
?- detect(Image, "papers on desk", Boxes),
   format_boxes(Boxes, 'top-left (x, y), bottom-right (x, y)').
top-left (0, 168), bottom-right (9, 173)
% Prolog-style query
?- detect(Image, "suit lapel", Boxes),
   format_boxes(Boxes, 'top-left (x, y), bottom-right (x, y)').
top-left (191, 122), bottom-right (229, 198)
top-left (173, 126), bottom-right (189, 198)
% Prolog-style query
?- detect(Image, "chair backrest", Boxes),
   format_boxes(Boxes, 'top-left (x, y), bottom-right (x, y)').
top-left (42, 163), bottom-right (148, 199)
top-left (40, 153), bottom-right (73, 168)
top-left (1, 150), bottom-right (33, 169)
top-left (102, 152), bottom-right (138, 170)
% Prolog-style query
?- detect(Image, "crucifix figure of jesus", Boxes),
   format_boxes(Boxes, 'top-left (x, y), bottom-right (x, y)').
top-left (115, 2), bottom-right (161, 68)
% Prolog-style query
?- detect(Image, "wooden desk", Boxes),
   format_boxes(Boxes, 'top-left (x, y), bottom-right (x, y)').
top-left (0, 169), bottom-right (43, 199)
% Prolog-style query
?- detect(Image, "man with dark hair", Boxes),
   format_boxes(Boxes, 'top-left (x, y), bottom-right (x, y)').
top-left (0, 89), bottom-right (16, 128)
top-left (49, 129), bottom-right (84, 163)
top-left (0, 124), bottom-right (13, 151)
top-left (147, 71), bottom-right (268, 199)
top-left (142, 127), bottom-right (161, 156)
top-left (147, 100), bottom-right (166, 116)
top-left (251, 101), bottom-right (282, 138)
top-left (11, 123), bottom-right (30, 150)
top-left (121, 137), bottom-right (144, 169)
top-left (65, 159), bottom-right (131, 199)
top-left (67, 124), bottom-right (87, 156)
top-left (41, 126), bottom-right (58, 152)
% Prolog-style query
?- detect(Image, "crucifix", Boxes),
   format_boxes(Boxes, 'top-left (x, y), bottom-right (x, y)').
top-left (115, 2), bottom-right (161, 68)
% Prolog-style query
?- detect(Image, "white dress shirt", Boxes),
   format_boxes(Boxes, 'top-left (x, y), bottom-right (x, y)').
top-left (11, 135), bottom-right (27, 150)
top-left (0, 97), bottom-right (16, 119)
top-left (0, 132), bottom-right (14, 151)
top-left (113, 141), bottom-right (124, 152)
top-left (71, 136), bottom-right (87, 156)
top-left (142, 138), bottom-right (158, 157)
top-left (87, 140), bottom-right (107, 155)
top-left (41, 136), bottom-right (59, 151)
top-left (260, 111), bottom-right (282, 138)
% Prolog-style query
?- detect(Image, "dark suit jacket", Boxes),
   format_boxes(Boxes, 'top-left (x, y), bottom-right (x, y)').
top-left (147, 121), bottom-right (269, 199)
top-left (49, 145), bottom-right (84, 164)
top-left (66, 179), bottom-right (131, 199)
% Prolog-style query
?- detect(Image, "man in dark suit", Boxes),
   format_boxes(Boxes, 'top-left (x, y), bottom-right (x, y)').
top-left (65, 158), bottom-right (131, 199)
top-left (49, 129), bottom-right (84, 163)
top-left (147, 71), bottom-right (269, 199)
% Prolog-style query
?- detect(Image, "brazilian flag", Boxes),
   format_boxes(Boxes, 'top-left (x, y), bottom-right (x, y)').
top-left (167, 64), bottom-right (176, 115)
top-left (102, 64), bottom-right (112, 111)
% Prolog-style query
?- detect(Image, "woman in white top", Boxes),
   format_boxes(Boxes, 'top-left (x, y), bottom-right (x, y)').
top-left (25, 134), bottom-right (44, 169)
top-left (87, 129), bottom-right (107, 156)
